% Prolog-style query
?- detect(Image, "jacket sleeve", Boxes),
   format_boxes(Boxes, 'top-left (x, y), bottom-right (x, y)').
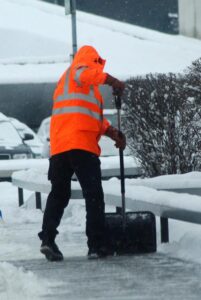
top-left (101, 117), bottom-right (111, 135)
top-left (74, 66), bottom-right (107, 86)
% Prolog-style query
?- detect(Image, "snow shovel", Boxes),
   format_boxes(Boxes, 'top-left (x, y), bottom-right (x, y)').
top-left (105, 94), bottom-right (157, 255)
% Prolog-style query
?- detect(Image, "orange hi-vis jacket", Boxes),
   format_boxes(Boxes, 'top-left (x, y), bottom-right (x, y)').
top-left (50, 46), bottom-right (110, 157)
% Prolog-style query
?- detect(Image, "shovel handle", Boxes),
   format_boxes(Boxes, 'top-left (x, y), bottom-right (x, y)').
top-left (115, 95), bottom-right (126, 229)
top-left (114, 94), bottom-right (122, 110)
top-left (119, 148), bottom-right (125, 196)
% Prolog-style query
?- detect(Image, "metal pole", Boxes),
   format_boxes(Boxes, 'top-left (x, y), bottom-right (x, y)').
top-left (70, 0), bottom-right (77, 57)
top-left (35, 192), bottom-right (42, 210)
top-left (18, 188), bottom-right (24, 207)
top-left (160, 217), bottom-right (169, 243)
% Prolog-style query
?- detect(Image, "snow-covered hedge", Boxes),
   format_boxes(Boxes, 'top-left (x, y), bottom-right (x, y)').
top-left (122, 58), bottom-right (201, 177)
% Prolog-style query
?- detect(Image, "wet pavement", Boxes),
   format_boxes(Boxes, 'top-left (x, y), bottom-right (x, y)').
top-left (13, 249), bottom-right (201, 300)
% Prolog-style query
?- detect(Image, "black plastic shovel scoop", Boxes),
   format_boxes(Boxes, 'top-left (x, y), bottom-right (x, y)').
top-left (105, 95), bottom-right (157, 255)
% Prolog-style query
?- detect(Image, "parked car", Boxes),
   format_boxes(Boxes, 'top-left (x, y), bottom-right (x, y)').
top-left (37, 116), bottom-right (51, 158)
top-left (0, 113), bottom-right (34, 160)
top-left (9, 117), bottom-right (43, 158)
top-left (37, 116), bottom-right (50, 145)
top-left (37, 109), bottom-right (130, 157)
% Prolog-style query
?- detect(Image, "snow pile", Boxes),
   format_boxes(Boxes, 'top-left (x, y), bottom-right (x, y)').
top-left (0, 0), bottom-right (201, 83)
top-left (0, 183), bottom-right (61, 299)
top-left (159, 220), bottom-right (201, 265)
top-left (128, 171), bottom-right (201, 189)
top-left (0, 158), bottom-right (48, 172)
top-left (102, 175), bottom-right (201, 213)
top-left (0, 262), bottom-right (49, 300)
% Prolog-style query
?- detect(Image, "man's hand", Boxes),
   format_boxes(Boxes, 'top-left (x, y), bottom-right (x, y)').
top-left (105, 126), bottom-right (126, 150)
top-left (104, 74), bottom-right (125, 96)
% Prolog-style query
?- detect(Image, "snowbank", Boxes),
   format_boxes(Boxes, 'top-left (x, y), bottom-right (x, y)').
top-left (128, 171), bottom-right (201, 189)
top-left (0, 0), bottom-right (201, 83)
top-left (0, 262), bottom-right (49, 300)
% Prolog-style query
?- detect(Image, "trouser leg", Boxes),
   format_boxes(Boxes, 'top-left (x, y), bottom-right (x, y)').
top-left (38, 152), bottom-right (73, 241)
top-left (69, 150), bottom-right (105, 249)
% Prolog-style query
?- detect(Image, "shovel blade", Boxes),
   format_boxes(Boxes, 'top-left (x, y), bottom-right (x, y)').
top-left (105, 211), bottom-right (156, 255)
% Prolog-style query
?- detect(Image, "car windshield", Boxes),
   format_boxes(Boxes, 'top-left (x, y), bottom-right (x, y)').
top-left (0, 121), bottom-right (22, 143)
top-left (104, 114), bottom-right (118, 128)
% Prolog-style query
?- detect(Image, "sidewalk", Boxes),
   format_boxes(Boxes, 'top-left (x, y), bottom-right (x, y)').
top-left (12, 239), bottom-right (201, 300)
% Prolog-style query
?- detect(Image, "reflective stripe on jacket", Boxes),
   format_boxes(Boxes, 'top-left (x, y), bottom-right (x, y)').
top-left (50, 45), bottom-right (110, 156)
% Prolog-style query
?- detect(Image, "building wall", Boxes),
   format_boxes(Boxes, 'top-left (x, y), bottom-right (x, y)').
top-left (43, 0), bottom-right (178, 34)
top-left (179, 0), bottom-right (201, 39)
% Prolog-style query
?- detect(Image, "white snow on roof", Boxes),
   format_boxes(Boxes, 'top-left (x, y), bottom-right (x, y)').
top-left (0, 112), bottom-right (9, 121)
top-left (0, 0), bottom-right (201, 83)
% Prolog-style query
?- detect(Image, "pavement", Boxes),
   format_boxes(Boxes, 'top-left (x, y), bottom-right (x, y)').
top-left (12, 234), bottom-right (201, 300)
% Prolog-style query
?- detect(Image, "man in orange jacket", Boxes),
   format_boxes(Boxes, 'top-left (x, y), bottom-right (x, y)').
top-left (38, 45), bottom-right (126, 260)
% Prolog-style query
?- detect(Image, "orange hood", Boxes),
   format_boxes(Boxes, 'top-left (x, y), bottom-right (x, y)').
top-left (71, 45), bottom-right (106, 71)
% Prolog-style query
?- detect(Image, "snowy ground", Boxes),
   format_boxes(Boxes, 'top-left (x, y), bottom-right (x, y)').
top-left (1, 179), bottom-right (201, 299)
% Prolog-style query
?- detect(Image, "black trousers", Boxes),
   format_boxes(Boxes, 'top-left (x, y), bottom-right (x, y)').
top-left (38, 149), bottom-right (105, 249)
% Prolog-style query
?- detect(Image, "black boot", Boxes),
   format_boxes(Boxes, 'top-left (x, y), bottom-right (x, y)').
top-left (40, 239), bottom-right (63, 262)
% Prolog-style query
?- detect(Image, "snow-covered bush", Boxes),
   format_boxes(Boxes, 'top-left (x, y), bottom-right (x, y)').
top-left (122, 58), bottom-right (201, 177)
top-left (186, 58), bottom-right (201, 81)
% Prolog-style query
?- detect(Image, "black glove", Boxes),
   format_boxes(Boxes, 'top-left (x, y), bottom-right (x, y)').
top-left (104, 74), bottom-right (125, 96)
top-left (105, 126), bottom-right (126, 150)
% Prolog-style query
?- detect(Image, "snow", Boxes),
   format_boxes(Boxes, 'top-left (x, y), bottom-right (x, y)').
top-left (0, 155), bottom-right (139, 179)
top-left (0, 0), bottom-right (201, 83)
top-left (12, 168), bottom-right (201, 213)
top-left (1, 0), bottom-right (201, 298)
top-left (103, 176), bottom-right (201, 212)
top-left (127, 171), bottom-right (201, 189)
top-left (0, 261), bottom-right (51, 299)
